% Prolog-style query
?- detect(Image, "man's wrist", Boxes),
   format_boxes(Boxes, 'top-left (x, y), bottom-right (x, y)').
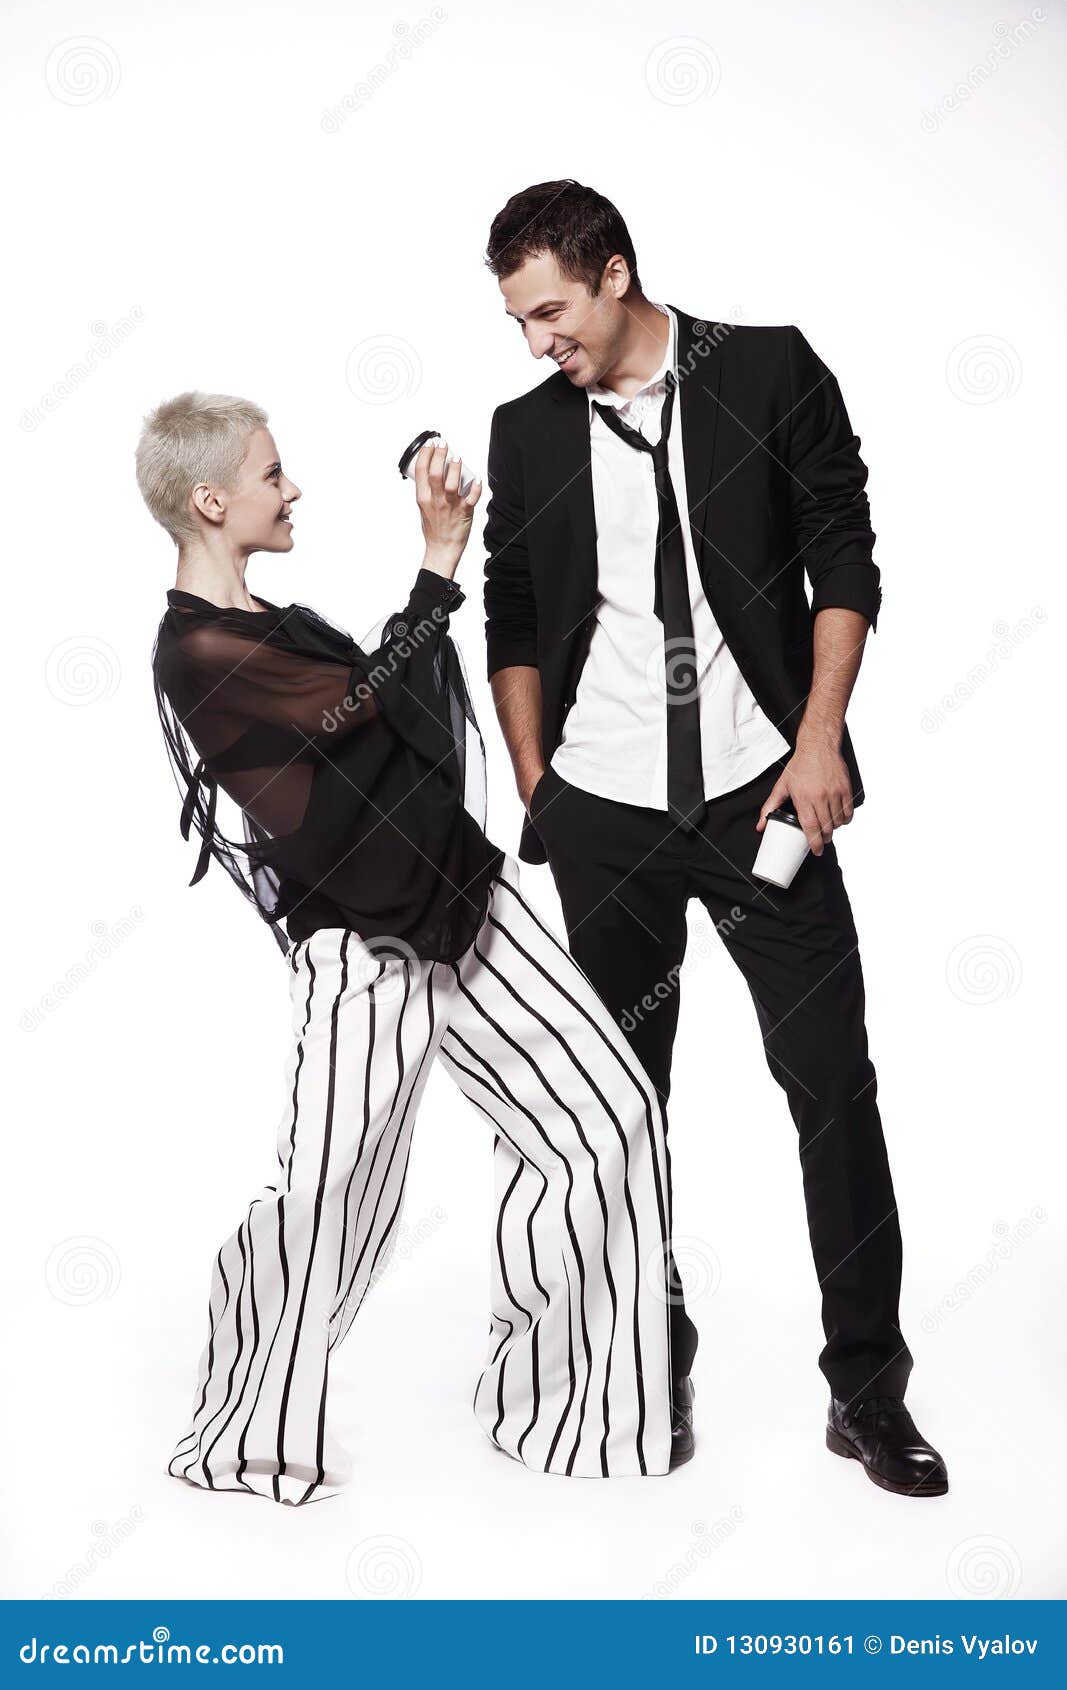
top-left (518, 759), bottom-right (545, 806)
top-left (796, 715), bottom-right (844, 753)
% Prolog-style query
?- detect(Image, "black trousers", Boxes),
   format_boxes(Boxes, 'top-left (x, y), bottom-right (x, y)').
top-left (529, 751), bottom-right (913, 1406)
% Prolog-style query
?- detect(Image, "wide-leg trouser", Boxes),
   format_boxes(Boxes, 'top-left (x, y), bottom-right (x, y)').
top-left (167, 858), bottom-right (675, 1505)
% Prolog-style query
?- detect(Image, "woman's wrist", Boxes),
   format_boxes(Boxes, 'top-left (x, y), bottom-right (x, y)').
top-left (420, 544), bottom-right (463, 581)
top-left (409, 566), bottom-right (466, 620)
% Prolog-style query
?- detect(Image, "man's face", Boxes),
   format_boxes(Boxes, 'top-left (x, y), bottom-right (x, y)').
top-left (500, 252), bottom-right (628, 389)
top-left (195, 426), bottom-right (302, 554)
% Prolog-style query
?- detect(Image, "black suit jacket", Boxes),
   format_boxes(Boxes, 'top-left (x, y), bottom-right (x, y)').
top-left (483, 308), bottom-right (880, 865)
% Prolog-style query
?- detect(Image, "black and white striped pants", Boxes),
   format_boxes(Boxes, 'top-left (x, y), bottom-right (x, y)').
top-left (168, 860), bottom-right (676, 1504)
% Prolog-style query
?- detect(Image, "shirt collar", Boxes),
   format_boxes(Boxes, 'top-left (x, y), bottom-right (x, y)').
top-left (586, 302), bottom-right (675, 413)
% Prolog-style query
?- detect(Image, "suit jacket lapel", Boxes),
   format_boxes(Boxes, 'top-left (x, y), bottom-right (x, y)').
top-left (669, 304), bottom-right (723, 576)
top-left (547, 371), bottom-right (599, 625)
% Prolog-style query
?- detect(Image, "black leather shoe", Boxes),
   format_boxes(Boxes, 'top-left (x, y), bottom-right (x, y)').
top-left (826, 1395), bottom-right (948, 1496)
top-left (669, 1377), bottom-right (695, 1470)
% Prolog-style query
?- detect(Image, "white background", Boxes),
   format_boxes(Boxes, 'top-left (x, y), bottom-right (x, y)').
top-left (3, 0), bottom-right (1064, 1603)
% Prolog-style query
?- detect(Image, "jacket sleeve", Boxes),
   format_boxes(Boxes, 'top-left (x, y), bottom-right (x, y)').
top-left (483, 403), bottom-right (539, 677)
top-left (785, 327), bottom-right (881, 631)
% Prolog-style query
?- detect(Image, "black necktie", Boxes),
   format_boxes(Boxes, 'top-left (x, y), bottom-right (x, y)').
top-left (592, 369), bottom-right (705, 827)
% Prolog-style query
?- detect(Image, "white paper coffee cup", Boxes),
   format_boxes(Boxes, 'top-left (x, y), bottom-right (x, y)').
top-left (753, 808), bottom-right (810, 888)
top-left (398, 429), bottom-right (475, 498)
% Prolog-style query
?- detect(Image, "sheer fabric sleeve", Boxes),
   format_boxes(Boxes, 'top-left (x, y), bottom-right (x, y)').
top-left (173, 623), bottom-right (380, 742)
top-left (175, 567), bottom-right (466, 756)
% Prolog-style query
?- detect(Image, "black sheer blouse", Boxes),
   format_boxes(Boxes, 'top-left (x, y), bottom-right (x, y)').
top-left (151, 567), bottom-right (504, 960)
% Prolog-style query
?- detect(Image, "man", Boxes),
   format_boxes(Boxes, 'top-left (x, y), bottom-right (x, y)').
top-left (141, 391), bottom-right (681, 1503)
top-left (481, 180), bottom-right (947, 1496)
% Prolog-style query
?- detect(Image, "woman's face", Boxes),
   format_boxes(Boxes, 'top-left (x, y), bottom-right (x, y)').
top-left (208, 426), bottom-right (302, 555)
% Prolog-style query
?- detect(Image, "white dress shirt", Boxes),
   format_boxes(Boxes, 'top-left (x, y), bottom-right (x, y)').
top-left (550, 303), bottom-right (790, 809)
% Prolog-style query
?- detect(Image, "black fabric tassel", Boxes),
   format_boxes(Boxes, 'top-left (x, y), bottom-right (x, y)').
top-left (179, 758), bottom-right (217, 886)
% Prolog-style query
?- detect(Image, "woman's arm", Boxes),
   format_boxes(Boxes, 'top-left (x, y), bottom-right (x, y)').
top-left (173, 567), bottom-right (464, 744)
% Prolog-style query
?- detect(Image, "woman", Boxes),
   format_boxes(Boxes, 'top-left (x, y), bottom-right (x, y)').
top-left (140, 391), bottom-right (682, 1505)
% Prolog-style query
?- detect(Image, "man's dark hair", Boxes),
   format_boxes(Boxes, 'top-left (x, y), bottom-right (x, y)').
top-left (485, 179), bottom-right (642, 295)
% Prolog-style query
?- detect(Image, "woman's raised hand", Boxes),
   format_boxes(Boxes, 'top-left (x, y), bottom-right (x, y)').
top-left (413, 439), bottom-right (483, 580)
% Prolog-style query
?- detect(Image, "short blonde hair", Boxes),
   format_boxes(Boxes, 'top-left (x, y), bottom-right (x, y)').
top-left (135, 390), bottom-right (269, 545)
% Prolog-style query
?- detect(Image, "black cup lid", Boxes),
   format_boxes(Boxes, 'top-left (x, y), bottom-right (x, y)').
top-left (767, 804), bottom-right (802, 827)
top-left (398, 429), bottom-right (439, 477)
